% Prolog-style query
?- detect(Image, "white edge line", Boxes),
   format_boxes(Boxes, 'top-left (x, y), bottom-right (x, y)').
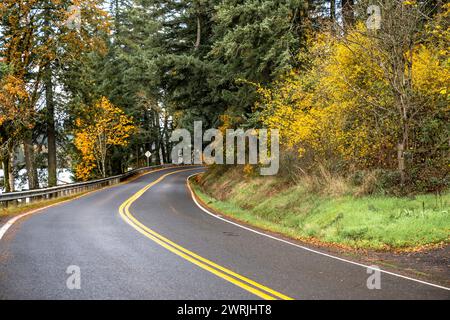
top-left (0, 188), bottom-right (104, 241)
top-left (0, 166), bottom-right (190, 242)
top-left (186, 173), bottom-right (450, 292)
top-left (0, 185), bottom-right (116, 241)
top-left (0, 205), bottom-right (56, 240)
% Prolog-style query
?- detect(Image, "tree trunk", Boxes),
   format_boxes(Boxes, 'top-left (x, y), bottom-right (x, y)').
top-left (7, 145), bottom-right (14, 192)
top-left (155, 145), bottom-right (161, 164)
top-left (195, 15), bottom-right (201, 50)
top-left (163, 114), bottom-right (170, 163)
top-left (101, 159), bottom-right (106, 177)
top-left (330, 0), bottom-right (335, 22)
top-left (23, 134), bottom-right (39, 189)
top-left (2, 157), bottom-right (11, 193)
top-left (45, 64), bottom-right (57, 187)
top-left (342, 0), bottom-right (354, 30)
top-left (397, 142), bottom-right (405, 186)
top-left (153, 110), bottom-right (162, 164)
top-left (135, 145), bottom-right (141, 168)
top-left (43, 6), bottom-right (57, 187)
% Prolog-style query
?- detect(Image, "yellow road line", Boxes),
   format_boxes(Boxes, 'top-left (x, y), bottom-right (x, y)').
top-left (118, 168), bottom-right (294, 300)
top-left (0, 166), bottom-right (178, 241)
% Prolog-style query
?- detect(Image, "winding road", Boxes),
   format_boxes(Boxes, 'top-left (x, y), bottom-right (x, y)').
top-left (0, 166), bottom-right (448, 299)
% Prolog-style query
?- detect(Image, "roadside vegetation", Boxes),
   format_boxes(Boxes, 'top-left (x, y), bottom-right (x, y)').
top-left (192, 166), bottom-right (449, 251)
top-left (1, 1), bottom-right (448, 194)
top-left (1, 0), bottom-right (447, 254)
top-left (187, 1), bottom-right (449, 252)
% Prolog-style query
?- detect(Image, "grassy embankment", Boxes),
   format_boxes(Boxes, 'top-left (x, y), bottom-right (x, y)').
top-left (191, 166), bottom-right (449, 251)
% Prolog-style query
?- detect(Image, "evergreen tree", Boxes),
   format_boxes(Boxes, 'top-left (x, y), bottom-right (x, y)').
top-left (209, 0), bottom-right (308, 118)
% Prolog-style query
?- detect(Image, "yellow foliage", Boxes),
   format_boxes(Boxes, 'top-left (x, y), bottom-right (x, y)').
top-left (218, 114), bottom-right (242, 134)
top-left (0, 74), bottom-right (32, 128)
top-left (412, 45), bottom-right (450, 99)
top-left (74, 97), bottom-right (135, 180)
top-left (243, 164), bottom-right (253, 176)
top-left (257, 22), bottom-right (449, 170)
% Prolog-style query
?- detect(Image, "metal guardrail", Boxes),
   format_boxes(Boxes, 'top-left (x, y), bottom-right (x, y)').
top-left (0, 164), bottom-right (170, 206)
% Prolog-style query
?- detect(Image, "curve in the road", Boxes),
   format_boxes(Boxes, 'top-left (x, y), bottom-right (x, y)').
top-left (0, 166), bottom-right (172, 241)
top-left (1, 165), bottom-right (448, 299)
top-left (119, 168), bottom-right (293, 300)
top-left (185, 173), bottom-right (450, 293)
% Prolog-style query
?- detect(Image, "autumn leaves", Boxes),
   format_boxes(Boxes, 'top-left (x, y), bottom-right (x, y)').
top-left (74, 97), bottom-right (135, 180)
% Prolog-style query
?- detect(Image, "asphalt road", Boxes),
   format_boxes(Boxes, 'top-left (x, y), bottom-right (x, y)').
top-left (0, 166), bottom-right (448, 299)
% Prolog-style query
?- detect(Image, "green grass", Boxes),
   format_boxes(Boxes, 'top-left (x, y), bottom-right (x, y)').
top-left (191, 173), bottom-right (450, 250)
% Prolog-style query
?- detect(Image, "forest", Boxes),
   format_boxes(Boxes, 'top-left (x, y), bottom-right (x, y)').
top-left (0, 0), bottom-right (448, 195)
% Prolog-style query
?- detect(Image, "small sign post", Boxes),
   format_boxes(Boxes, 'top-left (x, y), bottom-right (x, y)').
top-left (145, 151), bottom-right (152, 167)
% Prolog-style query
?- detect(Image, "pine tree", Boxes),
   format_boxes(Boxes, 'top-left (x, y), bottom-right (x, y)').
top-left (209, 0), bottom-right (308, 118)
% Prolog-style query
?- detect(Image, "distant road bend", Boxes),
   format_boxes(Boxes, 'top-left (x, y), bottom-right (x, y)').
top-left (0, 166), bottom-right (449, 299)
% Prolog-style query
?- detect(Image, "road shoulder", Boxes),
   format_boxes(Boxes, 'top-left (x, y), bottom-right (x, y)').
top-left (188, 174), bottom-right (450, 289)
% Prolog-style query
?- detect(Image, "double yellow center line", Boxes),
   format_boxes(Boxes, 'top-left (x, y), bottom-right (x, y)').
top-left (118, 168), bottom-right (293, 300)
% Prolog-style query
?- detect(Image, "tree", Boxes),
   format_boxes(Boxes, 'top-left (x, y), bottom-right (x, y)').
top-left (209, 0), bottom-right (308, 117)
top-left (40, 0), bottom-right (108, 186)
top-left (0, 64), bottom-right (32, 192)
top-left (74, 97), bottom-right (135, 180)
top-left (0, 0), bottom-right (109, 188)
top-left (256, 2), bottom-right (449, 193)
top-left (78, 0), bottom-right (173, 168)
top-left (342, 0), bottom-right (355, 29)
top-left (0, 0), bottom-right (44, 189)
top-left (349, 0), bottom-right (447, 186)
